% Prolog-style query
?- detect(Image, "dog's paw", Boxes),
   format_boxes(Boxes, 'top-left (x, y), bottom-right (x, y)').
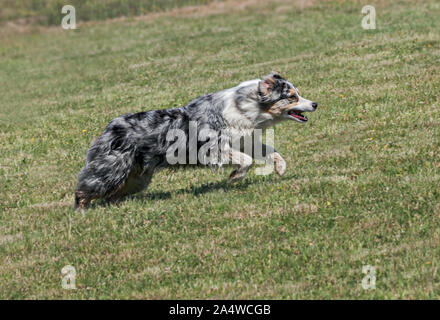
top-left (272, 152), bottom-right (286, 177)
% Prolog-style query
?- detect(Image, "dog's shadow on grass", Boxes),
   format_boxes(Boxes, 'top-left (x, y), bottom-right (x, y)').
top-left (136, 173), bottom-right (288, 202)
top-left (90, 174), bottom-right (290, 209)
top-left (135, 179), bottom-right (253, 201)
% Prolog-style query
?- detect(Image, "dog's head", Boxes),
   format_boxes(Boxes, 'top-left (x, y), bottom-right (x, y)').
top-left (258, 72), bottom-right (317, 123)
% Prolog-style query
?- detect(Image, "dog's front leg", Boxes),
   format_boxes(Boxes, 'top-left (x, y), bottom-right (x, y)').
top-left (255, 143), bottom-right (286, 177)
top-left (228, 150), bottom-right (253, 183)
top-left (266, 151), bottom-right (286, 177)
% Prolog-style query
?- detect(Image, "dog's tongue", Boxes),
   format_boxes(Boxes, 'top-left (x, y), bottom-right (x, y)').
top-left (289, 110), bottom-right (308, 121)
top-left (292, 113), bottom-right (306, 121)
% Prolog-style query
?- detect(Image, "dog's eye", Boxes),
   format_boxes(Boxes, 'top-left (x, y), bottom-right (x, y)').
top-left (288, 95), bottom-right (298, 102)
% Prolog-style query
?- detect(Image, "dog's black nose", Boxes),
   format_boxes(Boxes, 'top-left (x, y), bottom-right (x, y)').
top-left (312, 102), bottom-right (318, 109)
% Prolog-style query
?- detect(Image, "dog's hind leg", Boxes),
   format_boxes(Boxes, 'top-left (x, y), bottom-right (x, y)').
top-left (74, 162), bottom-right (134, 211)
top-left (74, 190), bottom-right (94, 211)
top-left (228, 150), bottom-right (253, 183)
top-left (74, 149), bottom-right (137, 211)
top-left (107, 165), bottom-right (155, 202)
top-left (106, 155), bottom-right (163, 203)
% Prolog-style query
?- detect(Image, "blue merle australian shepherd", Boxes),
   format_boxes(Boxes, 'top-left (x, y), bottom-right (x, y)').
top-left (74, 72), bottom-right (317, 210)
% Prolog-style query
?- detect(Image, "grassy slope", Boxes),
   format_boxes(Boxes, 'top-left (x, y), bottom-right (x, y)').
top-left (0, 0), bottom-right (214, 24)
top-left (0, 0), bottom-right (439, 299)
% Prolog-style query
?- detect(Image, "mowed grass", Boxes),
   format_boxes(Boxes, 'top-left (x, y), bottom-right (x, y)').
top-left (0, 0), bottom-right (439, 299)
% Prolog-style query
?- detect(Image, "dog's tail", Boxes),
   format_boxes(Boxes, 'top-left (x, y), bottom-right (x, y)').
top-left (74, 137), bottom-right (138, 210)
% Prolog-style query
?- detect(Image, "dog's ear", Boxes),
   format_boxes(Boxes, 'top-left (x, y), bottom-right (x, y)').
top-left (259, 72), bottom-right (284, 97)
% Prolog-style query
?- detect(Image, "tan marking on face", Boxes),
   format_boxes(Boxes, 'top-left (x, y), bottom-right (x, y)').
top-left (289, 88), bottom-right (296, 96)
top-left (266, 99), bottom-right (298, 116)
top-left (266, 77), bottom-right (276, 84)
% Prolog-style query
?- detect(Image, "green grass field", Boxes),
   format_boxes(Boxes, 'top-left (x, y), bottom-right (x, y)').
top-left (0, 0), bottom-right (214, 25)
top-left (1, 0), bottom-right (439, 299)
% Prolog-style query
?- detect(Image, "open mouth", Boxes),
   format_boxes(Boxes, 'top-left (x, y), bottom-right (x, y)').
top-left (287, 110), bottom-right (308, 122)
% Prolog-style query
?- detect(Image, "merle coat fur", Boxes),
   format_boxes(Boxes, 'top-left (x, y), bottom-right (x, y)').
top-left (74, 72), bottom-right (317, 210)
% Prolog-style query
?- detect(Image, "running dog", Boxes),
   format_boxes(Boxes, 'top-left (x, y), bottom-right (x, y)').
top-left (74, 72), bottom-right (317, 210)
